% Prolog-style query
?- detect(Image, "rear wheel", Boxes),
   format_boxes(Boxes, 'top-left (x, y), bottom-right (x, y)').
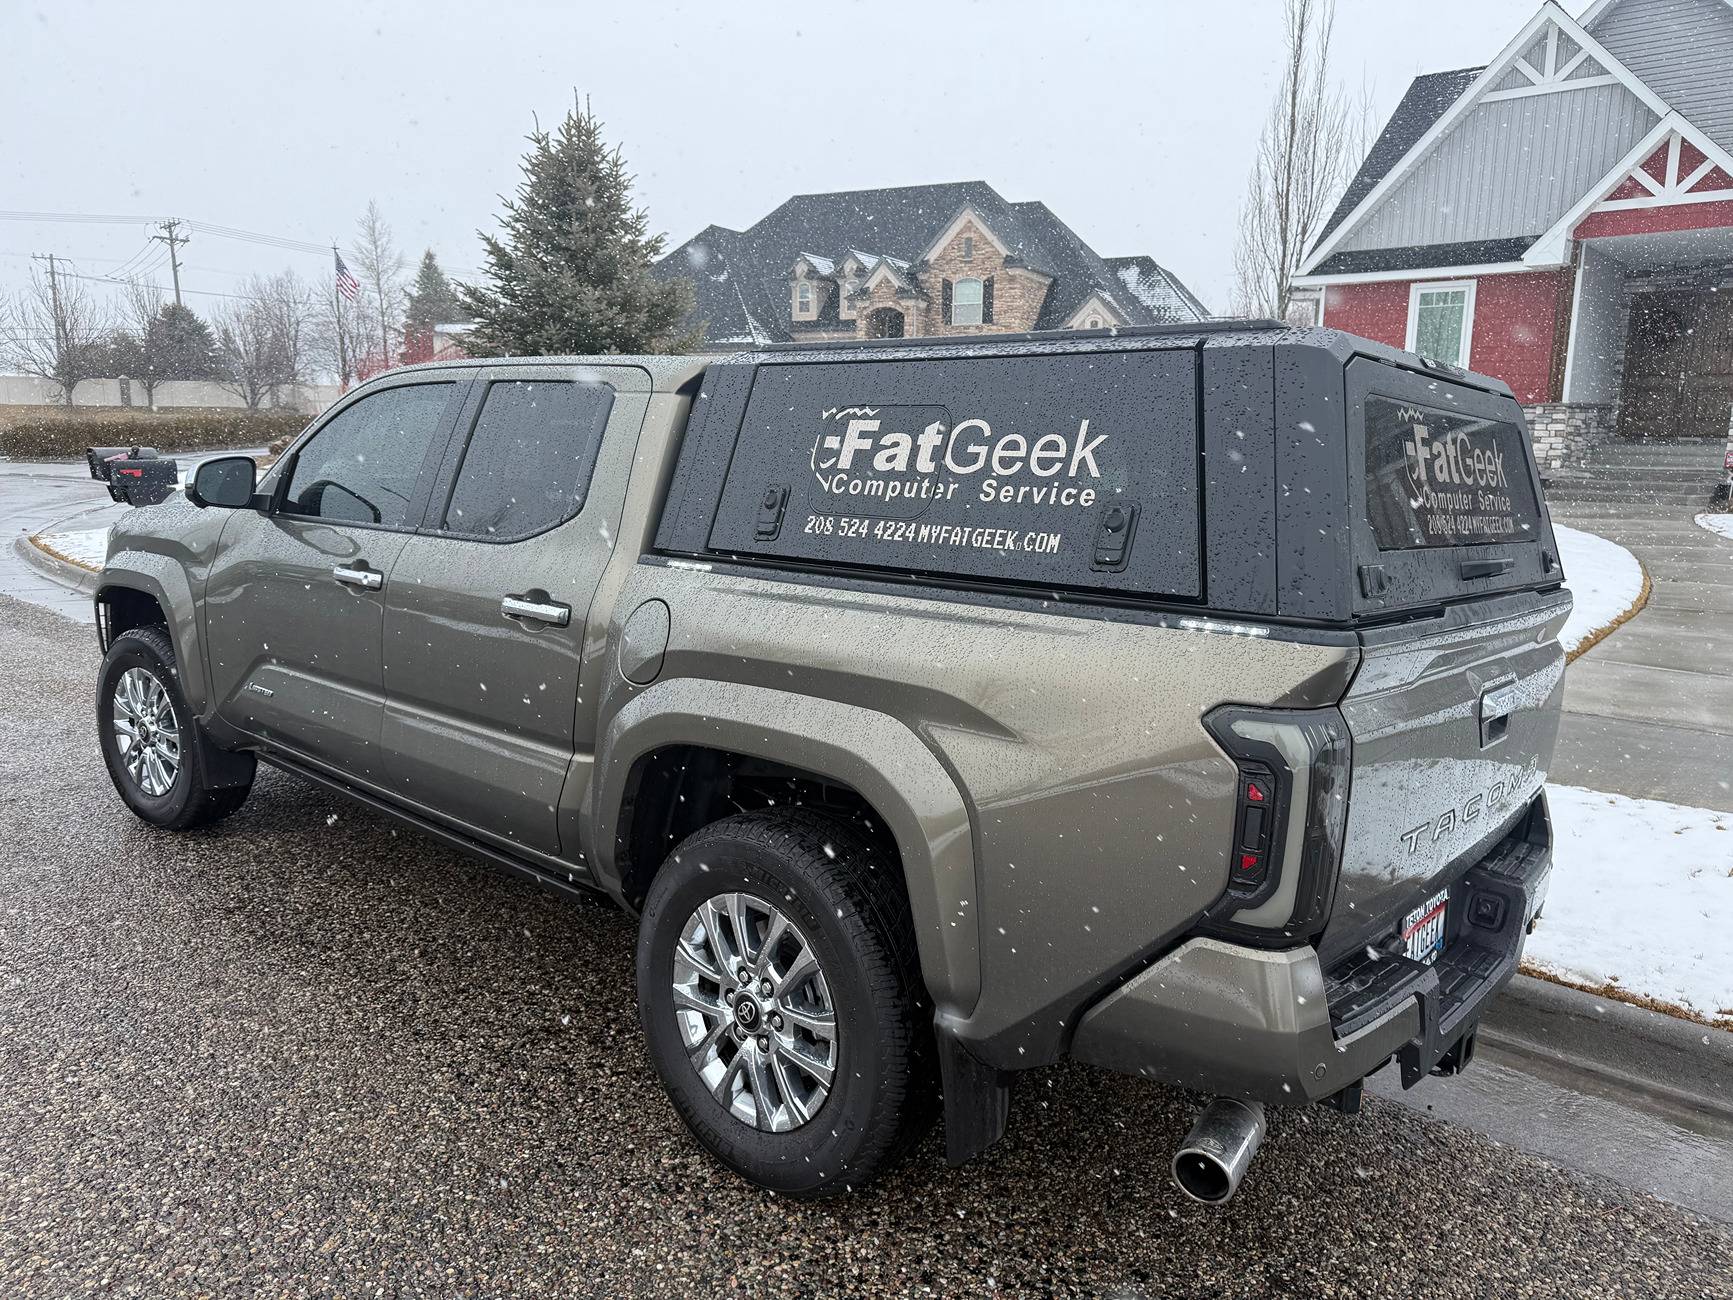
top-left (97, 625), bottom-right (254, 830)
top-left (636, 810), bottom-right (933, 1196)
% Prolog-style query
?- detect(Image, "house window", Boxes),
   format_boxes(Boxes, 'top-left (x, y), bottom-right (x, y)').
top-left (1406, 281), bottom-right (1476, 367)
top-left (962, 235), bottom-right (974, 262)
top-left (1086, 316), bottom-right (1102, 329)
top-left (796, 281), bottom-right (813, 316)
top-left (952, 277), bottom-right (984, 326)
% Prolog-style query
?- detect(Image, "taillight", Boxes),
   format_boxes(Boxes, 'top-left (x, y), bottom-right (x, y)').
top-left (1201, 706), bottom-right (1352, 947)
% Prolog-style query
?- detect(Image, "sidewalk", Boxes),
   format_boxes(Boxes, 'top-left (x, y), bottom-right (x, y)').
top-left (0, 459), bottom-right (125, 621)
top-left (1550, 500), bottom-right (1733, 813)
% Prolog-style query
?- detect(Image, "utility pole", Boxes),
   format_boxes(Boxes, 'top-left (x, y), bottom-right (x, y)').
top-left (30, 252), bottom-right (66, 360)
top-left (152, 218), bottom-right (188, 307)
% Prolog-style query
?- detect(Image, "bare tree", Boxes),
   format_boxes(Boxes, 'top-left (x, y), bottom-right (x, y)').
top-left (313, 285), bottom-right (374, 390)
top-left (260, 270), bottom-right (315, 391)
top-left (4, 262), bottom-right (110, 405)
top-left (350, 200), bottom-right (406, 369)
top-left (1232, 0), bottom-right (1365, 322)
top-left (113, 279), bottom-right (168, 405)
top-left (214, 272), bottom-right (313, 409)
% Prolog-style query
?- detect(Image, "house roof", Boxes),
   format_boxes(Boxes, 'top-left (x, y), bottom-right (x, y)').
top-left (1103, 255), bottom-right (1213, 321)
top-left (655, 180), bottom-right (1206, 345)
top-left (1314, 66), bottom-right (1484, 250)
top-left (1308, 237), bottom-right (1538, 278)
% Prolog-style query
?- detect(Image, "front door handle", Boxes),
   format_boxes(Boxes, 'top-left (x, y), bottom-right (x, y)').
top-left (332, 564), bottom-right (384, 591)
top-left (501, 595), bottom-right (571, 627)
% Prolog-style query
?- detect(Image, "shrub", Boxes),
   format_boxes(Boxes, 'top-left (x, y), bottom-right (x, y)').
top-left (0, 406), bottom-right (313, 460)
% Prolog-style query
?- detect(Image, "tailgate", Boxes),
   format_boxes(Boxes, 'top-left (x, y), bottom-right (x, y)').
top-left (1321, 591), bottom-right (1569, 966)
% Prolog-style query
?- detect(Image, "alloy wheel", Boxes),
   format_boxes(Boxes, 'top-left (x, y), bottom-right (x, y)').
top-left (112, 667), bottom-right (181, 797)
top-left (671, 891), bottom-right (838, 1132)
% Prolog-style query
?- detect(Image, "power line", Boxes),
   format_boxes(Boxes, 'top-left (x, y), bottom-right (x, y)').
top-left (0, 209), bottom-right (331, 258)
top-left (0, 210), bottom-right (151, 226)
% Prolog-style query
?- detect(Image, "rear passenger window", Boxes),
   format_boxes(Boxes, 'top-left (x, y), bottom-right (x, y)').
top-left (685, 349), bottom-right (1203, 599)
top-left (283, 383), bottom-right (454, 528)
top-left (1363, 395), bottom-right (1540, 549)
top-left (443, 380), bottom-right (615, 540)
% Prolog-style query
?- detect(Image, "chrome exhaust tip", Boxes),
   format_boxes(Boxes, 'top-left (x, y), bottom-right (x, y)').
top-left (1172, 1098), bottom-right (1267, 1204)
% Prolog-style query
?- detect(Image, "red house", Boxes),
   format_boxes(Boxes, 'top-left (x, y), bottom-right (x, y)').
top-left (1293, 0), bottom-right (1733, 465)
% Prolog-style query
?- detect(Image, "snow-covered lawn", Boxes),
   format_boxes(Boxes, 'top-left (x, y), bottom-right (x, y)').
top-left (32, 528), bottom-right (108, 571)
top-left (1530, 784), bottom-right (1733, 1027)
top-left (1697, 512), bottom-right (1733, 543)
top-left (1555, 523), bottom-right (1644, 657)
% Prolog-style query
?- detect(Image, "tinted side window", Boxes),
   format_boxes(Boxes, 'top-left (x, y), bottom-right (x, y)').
top-left (442, 380), bottom-right (615, 540)
top-left (284, 383), bottom-right (454, 527)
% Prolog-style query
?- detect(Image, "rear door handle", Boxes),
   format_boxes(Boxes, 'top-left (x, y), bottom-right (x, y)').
top-left (1459, 557), bottom-right (1515, 580)
top-left (501, 595), bottom-right (571, 627)
top-left (332, 565), bottom-right (383, 591)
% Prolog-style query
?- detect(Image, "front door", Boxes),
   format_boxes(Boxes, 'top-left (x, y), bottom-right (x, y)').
top-left (204, 377), bottom-right (466, 774)
top-left (1619, 289), bottom-right (1733, 440)
top-left (380, 365), bottom-right (648, 857)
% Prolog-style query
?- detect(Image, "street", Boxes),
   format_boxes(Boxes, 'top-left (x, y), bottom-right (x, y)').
top-left (3, 568), bottom-right (1732, 1297)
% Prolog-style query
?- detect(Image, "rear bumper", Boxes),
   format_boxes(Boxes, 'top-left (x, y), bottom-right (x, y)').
top-left (1070, 807), bottom-right (1552, 1103)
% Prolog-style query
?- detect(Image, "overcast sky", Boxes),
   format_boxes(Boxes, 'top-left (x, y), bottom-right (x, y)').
top-left (5, 0), bottom-right (1544, 320)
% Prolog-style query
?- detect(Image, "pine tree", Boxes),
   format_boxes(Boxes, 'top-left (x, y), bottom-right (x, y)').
top-left (459, 98), bottom-right (695, 356)
top-left (155, 304), bottom-right (223, 380)
top-left (405, 250), bottom-right (467, 330)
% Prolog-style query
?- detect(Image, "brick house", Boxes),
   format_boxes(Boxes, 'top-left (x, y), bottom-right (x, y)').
top-left (655, 180), bottom-right (1207, 350)
top-left (1291, 0), bottom-right (1733, 466)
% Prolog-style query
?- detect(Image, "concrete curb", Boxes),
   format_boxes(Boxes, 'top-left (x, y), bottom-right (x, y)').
top-left (13, 533), bottom-right (99, 596)
top-left (1481, 973), bottom-right (1733, 1120)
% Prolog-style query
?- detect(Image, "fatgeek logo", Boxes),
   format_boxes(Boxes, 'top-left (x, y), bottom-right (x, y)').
top-left (811, 406), bottom-right (1105, 509)
top-left (1400, 406), bottom-right (1508, 494)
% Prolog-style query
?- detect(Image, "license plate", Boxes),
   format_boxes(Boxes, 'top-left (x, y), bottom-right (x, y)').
top-left (1401, 888), bottom-right (1450, 964)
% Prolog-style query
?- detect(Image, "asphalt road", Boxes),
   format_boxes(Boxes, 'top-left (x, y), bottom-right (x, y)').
top-left (3, 593), bottom-right (1732, 1299)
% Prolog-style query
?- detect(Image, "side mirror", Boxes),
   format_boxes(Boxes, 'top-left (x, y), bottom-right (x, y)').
top-left (187, 456), bottom-right (259, 510)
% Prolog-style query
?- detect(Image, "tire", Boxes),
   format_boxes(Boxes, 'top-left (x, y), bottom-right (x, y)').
top-left (96, 624), bottom-right (254, 831)
top-left (637, 809), bottom-right (935, 1197)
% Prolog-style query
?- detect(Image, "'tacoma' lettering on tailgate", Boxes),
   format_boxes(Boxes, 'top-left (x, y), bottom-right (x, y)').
top-left (811, 408), bottom-right (1105, 508)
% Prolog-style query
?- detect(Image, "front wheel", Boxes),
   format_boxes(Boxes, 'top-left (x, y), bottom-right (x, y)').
top-left (636, 810), bottom-right (934, 1196)
top-left (96, 625), bottom-right (254, 831)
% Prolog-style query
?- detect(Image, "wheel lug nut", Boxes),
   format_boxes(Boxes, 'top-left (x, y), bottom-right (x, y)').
top-left (757, 1036), bottom-right (770, 1052)
top-left (769, 1013), bottom-right (783, 1030)
top-left (759, 978), bottom-right (773, 997)
top-left (737, 967), bottom-right (750, 983)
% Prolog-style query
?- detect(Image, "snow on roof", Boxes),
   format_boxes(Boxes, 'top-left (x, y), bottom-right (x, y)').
top-left (798, 252), bottom-right (835, 274)
top-left (1108, 259), bottom-right (1210, 321)
top-left (844, 250), bottom-right (910, 274)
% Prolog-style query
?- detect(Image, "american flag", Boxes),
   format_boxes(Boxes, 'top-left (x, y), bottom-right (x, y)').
top-left (334, 250), bottom-right (360, 301)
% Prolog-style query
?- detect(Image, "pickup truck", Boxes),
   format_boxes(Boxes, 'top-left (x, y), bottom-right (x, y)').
top-left (91, 323), bottom-right (1566, 1202)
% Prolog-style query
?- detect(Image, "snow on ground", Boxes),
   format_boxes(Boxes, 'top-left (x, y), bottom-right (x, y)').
top-left (33, 528), bottom-right (108, 570)
top-left (1530, 784), bottom-right (1733, 1026)
top-left (1555, 524), bottom-right (1644, 656)
top-left (1697, 512), bottom-right (1733, 543)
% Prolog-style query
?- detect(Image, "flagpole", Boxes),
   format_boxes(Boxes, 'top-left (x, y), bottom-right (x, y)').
top-left (332, 243), bottom-right (349, 391)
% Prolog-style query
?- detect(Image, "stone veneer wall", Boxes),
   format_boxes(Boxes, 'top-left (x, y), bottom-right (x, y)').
top-left (1522, 402), bottom-right (1616, 470)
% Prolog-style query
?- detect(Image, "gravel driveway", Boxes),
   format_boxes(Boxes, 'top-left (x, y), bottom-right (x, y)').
top-left (3, 592), bottom-right (1730, 1299)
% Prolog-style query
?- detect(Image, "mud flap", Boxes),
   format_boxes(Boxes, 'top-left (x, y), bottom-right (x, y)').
top-left (936, 1024), bottom-right (1011, 1166)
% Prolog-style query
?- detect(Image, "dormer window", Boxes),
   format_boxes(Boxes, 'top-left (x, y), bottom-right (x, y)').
top-left (952, 277), bottom-right (984, 326)
top-left (796, 281), bottom-right (813, 316)
top-left (962, 235), bottom-right (974, 262)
